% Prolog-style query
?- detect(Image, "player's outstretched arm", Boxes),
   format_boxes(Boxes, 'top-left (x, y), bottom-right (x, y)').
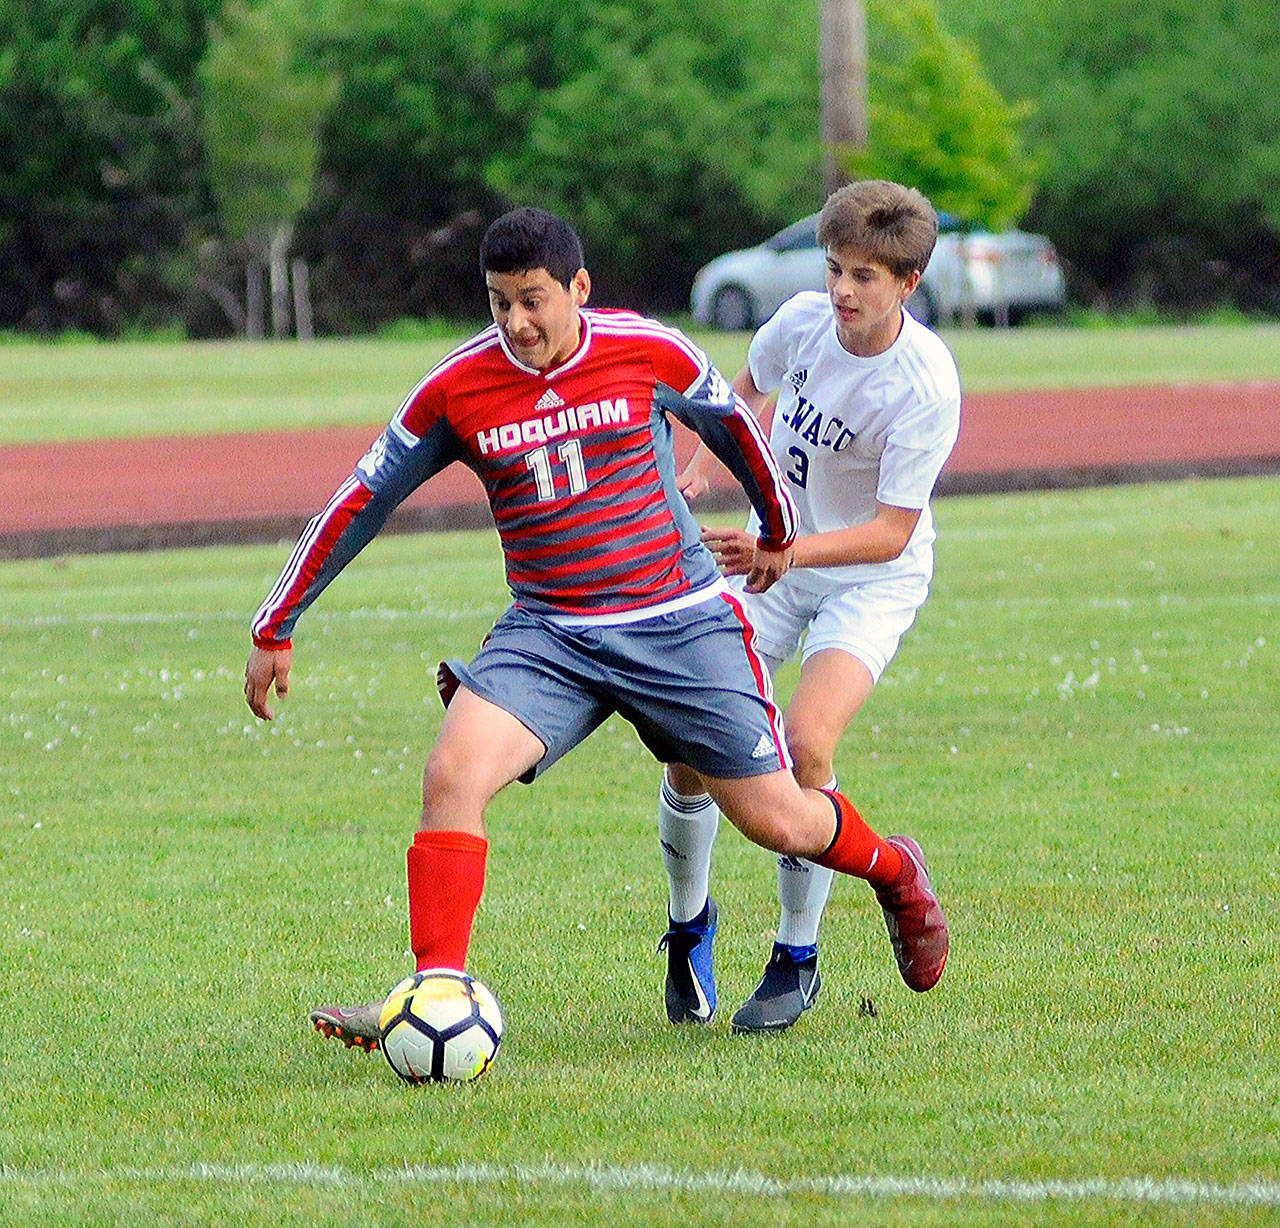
top-left (677, 443), bottom-right (718, 502)
top-left (244, 644), bottom-right (292, 721)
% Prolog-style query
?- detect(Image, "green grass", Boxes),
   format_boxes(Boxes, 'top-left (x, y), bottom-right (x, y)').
top-left (1, 476), bottom-right (1278, 1226)
top-left (3, 321), bottom-right (1280, 444)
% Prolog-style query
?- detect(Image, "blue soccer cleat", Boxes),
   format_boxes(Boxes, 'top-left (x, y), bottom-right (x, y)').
top-left (657, 897), bottom-right (718, 1023)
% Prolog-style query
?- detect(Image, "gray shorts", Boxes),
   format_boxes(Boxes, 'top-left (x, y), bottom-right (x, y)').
top-left (444, 593), bottom-right (790, 782)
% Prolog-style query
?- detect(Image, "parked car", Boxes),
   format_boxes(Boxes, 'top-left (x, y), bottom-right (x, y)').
top-left (690, 212), bottom-right (1066, 330)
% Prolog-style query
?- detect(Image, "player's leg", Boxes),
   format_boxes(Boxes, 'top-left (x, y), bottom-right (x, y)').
top-left (732, 650), bottom-right (872, 1031)
top-left (659, 761), bottom-right (720, 924)
top-left (652, 585), bottom-right (801, 1025)
top-left (656, 760), bottom-right (720, 1022)
top-left (705, 768), bottom-right (948, 993)
top-left (313, 609), bottom-right (606, 1052)
top-left (311, 684), bottom-right (544, 1051)
top-left (652, 598), bottom-right (797, 1025)
top-left (411, 683), bottom-right (545, 972)
top-left (735, 580), bottom-right (935, 1026)
top-left (622, 593), bottom-right (945, 1000)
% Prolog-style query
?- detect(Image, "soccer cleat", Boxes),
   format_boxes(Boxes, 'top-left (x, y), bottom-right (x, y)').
top-left (309, 1001), bottom-right (384, 1053)
top-left (875, 835), bottom-right (949, 992)
top-left (436, 660), bottom-right (460, 709)
top-left (731, 942), bottom-right (821, 1034)
top-left (656, 897), bottom-right (718, 1023)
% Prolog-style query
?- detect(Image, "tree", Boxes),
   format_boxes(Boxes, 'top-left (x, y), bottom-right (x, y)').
top-left (934, 0), bottom-right (1280, 310)
top-left (842, 0), bottom-right (1037, 228)
top-left (477, 0), bottom-right (826, 310)
top-left (198, 0), bottom-right (335, 336)
top-left (0, 0), bottom-right (1057, 334)
top-left (295, 0), bottom-right (825, 322)
top-left (0, 0), bottom-right (217, 333)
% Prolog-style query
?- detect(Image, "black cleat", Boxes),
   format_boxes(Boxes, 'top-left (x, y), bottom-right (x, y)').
top-left (731, 943), bottom-right (820, 1034)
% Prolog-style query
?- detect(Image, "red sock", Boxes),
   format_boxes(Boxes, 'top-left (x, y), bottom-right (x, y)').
top-left (812, 789), bottom-right (902, 887)
top-left (407, 829), bottom-right (488, 971)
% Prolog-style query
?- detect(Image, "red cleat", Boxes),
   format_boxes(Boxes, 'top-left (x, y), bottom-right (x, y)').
top-left (875, 836), bottom-right (949, 992)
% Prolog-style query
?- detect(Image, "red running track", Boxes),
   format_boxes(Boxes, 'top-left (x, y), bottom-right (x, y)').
top-left (2, 382), bottom-right (1277, 556)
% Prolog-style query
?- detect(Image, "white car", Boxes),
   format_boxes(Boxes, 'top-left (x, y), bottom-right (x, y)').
top-left (690, 212), bottom-right (1067, 330)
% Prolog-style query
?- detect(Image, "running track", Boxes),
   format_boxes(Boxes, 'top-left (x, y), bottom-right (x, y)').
top-left (2, 382), bottom-right (1278, 558)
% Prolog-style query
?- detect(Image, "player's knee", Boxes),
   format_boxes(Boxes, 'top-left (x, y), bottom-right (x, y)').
top-left (422, 742), bottom-right (470, 806)
top-left (772, 820), bottom-right (818, 859)
top-left (786, 734), bottom-right (834, 790)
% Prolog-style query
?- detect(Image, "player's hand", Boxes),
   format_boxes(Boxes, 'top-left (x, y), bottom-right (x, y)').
top-left (701, 526), bottom-right (756, 576)
top-left (745, 543), bottom-right (792, 593)
top-left (677, 462), bottom-right (710, 502)
top-left (244, 644), bottom-right (291, 721)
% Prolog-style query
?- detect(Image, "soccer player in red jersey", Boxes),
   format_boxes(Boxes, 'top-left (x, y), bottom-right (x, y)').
top-left (242, 206), bottom-right (946, 1050)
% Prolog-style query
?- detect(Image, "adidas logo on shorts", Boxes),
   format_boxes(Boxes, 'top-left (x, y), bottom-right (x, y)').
top-left (750, 733), bottom-right (775, 759)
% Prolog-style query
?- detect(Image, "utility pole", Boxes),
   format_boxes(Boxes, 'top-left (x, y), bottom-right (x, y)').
top-left (820, 0), bottom-right (868, 196)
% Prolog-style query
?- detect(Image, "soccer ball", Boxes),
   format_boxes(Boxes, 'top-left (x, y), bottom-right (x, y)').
top-left (378, 968), bottom-right (504, 1084)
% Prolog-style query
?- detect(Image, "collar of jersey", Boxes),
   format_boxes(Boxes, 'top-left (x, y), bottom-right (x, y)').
top-left (497, 309), bottom-right (594, 379)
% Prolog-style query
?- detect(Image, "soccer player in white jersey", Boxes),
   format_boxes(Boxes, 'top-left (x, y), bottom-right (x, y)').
top-left (658, 180), bottom-right (961, 1032)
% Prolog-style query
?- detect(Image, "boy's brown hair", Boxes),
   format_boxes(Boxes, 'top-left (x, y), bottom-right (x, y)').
top-left (816, 180), bottom-right (939, 278)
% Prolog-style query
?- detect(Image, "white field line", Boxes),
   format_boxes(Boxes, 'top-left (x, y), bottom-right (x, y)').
top-left (1, 1161), bottom-right (1279, 1208)
top-left (0, 606), bottom-right (489, 630)
top-left (942, 514), bottom-right (1277, 544)
top-left (0, 585), bottom-right (1275, 635)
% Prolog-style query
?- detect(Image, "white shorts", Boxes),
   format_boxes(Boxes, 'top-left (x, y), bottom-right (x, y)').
top-left (734, 573), bottom-right (930, 683)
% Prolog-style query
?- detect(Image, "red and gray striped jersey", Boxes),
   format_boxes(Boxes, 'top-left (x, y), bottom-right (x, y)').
top-left (252, 308), bottom-right (795, 647)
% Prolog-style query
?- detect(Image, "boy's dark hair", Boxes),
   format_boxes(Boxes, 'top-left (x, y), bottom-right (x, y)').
top-left (816, 180), bottom-right (939, 278)
top-left (480, 207), bottom-right (585, 289)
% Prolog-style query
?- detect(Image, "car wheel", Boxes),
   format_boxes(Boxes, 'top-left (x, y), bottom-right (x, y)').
top-left (710, 285), bottom-right (755, 331)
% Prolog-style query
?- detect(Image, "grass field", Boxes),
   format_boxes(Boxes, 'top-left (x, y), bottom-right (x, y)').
top-left (1, 476), bottom-right (1277, 1226)
top-left (3, 320), bottom-right (1280, 444)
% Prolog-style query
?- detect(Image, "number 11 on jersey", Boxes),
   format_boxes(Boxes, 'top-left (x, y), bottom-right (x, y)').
top-left (526, 438), bottom-right (588, 500)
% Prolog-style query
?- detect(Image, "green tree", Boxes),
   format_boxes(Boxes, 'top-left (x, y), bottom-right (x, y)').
top-left (298, 0), bottom-right (824, 324)
top-left (935, 0), bottom-right (1280, 310)
top-left (293, 0), bottom-right (515, 332)
top-left (484, 6), bottom-right (821, 309)
top-left (0, 0), bottom-right (1054, 334)
top-left (843, 0), bottom-right (1037, 228)
top-left (199, 0), bottom-right (335, 336)
top-left (0, 0), bottom-right (217, 333)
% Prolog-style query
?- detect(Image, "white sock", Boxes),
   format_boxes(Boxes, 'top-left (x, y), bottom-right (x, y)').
top-left (658, 777), bottom-right (719, 924)
top-left (775, 776), bottom-right (837, 948)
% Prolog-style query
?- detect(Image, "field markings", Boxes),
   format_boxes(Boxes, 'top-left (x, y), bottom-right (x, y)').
top-left (1, 584), bottom-right (1275, 636)
top-left (0, 605), bottom-right (492, 631)
top-left (2, 1162), bottom-right (1279, 1208)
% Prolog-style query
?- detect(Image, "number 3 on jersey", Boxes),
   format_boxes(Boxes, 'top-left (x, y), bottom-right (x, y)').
top-left (785, 445), bottom-right (809, 489)
top-left (526, 438), bottom-right (588, 500)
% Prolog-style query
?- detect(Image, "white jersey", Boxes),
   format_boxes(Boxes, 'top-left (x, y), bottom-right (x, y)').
top-left (745, 291), bottom-right (961, 594)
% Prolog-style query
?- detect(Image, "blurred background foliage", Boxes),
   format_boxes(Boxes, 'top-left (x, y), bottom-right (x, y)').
top-left (1, 0), bottom-right (1276, 336)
